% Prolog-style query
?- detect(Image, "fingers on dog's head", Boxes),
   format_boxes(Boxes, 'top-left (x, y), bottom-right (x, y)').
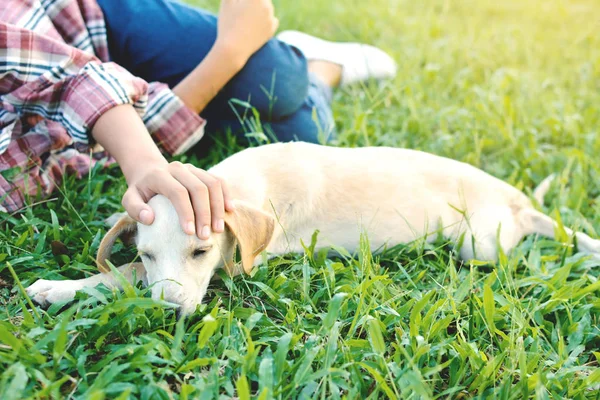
top-left (122, 187), bottom-right (155, 225)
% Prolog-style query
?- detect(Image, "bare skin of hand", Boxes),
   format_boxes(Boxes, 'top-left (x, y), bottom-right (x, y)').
top-left (91, 105), bottom-right (234, 239)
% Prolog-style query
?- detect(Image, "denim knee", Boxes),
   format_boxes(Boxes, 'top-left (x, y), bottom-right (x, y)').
top-left (256, 73), bottom-right (335, 143)
top-left (238, 39), bottom-right (310, 120)
top-left (99, 0), bottom-right (219, 86)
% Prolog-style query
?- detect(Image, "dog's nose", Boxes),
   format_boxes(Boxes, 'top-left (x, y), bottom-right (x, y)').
top-left (177, 302), bottom-right (197, 317)
top-left (151, 281), bottom-right (186, 305)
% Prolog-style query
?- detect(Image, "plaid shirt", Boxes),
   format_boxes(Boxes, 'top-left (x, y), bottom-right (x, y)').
top-left (0, 0), bottom-right (206, 212)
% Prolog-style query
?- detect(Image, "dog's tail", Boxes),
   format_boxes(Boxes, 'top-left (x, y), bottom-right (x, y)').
top-left (519, 174), bottom-right (600, 254)
top-left (518, 207), bottom-right (600, 254)
top-left (532, 174), bottom-right (556, 206)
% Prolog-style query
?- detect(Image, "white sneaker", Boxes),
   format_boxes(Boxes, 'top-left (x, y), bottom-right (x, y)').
top-left (277, 30), bottom-right (397, 86)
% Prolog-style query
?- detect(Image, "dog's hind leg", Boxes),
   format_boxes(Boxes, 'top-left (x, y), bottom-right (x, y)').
top-left (26, 262), bottom-right (147, 307)
top-left (457, 206), bottom-right (524, 262)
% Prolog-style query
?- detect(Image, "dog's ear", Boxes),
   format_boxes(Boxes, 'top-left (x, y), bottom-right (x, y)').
top-left (224, 202), bottom-right (275, 275)
top-left (96, 215), bottom-right (137, 273)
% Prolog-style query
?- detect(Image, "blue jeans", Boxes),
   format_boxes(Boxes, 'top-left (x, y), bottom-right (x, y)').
top-left (97, 0), bottom-right (335, 144)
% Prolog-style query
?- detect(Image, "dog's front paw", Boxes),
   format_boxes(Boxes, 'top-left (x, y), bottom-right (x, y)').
top-left (25, 279), bottom-right (80, 307)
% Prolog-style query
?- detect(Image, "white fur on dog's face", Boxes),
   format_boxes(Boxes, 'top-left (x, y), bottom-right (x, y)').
top-left (95, 194), bottom-right (274, 315)
top-left (136, 196), bottom-right (235, 314)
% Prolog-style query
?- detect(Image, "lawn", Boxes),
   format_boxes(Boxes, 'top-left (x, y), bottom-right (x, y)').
top-left (1, 0), bottom-right (600, 398)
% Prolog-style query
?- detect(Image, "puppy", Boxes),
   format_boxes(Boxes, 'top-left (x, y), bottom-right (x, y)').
top-left (26, 142), bottom-right (600, 314)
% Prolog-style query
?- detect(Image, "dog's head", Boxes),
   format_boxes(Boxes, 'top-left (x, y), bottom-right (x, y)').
top-left (96, 195), bottom-right (274, 314)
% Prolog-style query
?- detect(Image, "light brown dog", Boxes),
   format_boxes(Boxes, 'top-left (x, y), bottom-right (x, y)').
top-left (26, 142), bottom-right (600, 314)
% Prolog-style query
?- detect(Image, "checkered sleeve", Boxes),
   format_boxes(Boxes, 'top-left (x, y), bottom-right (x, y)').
top-left (144, 82), bottom-right (206, 155)
top-left (0, 22), bottom-right (148, 145)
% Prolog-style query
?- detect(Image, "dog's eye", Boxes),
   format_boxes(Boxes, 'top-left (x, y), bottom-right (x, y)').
top-left (192, 248), bottom-right (207, 258)
top-left (139, 252), bottom-right (155, 261)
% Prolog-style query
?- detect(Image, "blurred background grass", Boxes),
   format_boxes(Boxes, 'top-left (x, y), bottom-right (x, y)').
top-left (194, 0), bottom-right (600, 206)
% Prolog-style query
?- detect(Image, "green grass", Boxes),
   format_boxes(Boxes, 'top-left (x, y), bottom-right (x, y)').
top-left (2, 0), bottom-right (600, 398)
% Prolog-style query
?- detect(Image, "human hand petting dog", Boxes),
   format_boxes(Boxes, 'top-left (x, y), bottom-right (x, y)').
top-left (88, 1), bottom-right (278, 237)
top-left (91, 105), bottom-right (233, 240)
top-left (122, 160), bottom-right (234, 240)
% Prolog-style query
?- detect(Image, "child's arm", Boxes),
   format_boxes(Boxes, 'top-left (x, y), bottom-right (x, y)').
top-left (109, 0), bottom-right (279, 236)
top-left (92, 104), bottom-right (232, 239)
top-left (0, 22), bottom-right (228, 237)
top-left (172, 0), bottom-right (278, 113)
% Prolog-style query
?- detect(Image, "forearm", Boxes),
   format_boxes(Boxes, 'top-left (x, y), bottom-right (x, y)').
top-left (172, 44), bottom-right (247, 114)
top-left (90, 103), bottom-right (231, 237)
top-left (91, 104), bottom-right (166, 183)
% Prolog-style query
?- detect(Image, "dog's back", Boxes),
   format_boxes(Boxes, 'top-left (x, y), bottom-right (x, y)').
top-left (209, 142), bottom-right (533, 257)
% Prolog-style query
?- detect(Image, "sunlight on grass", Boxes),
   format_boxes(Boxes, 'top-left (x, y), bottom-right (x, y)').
top-left (1, 0), bottom-right (599, 398)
